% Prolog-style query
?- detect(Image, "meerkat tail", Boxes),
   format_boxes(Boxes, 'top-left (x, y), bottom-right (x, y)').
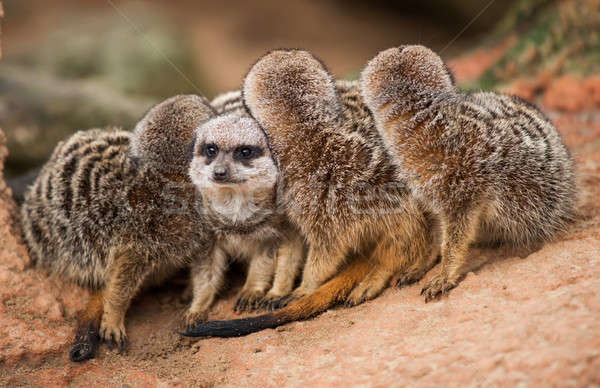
top-left (181, 257), bottom-right (371, 338)
top-left (69, 290), bottom-right (104, 362)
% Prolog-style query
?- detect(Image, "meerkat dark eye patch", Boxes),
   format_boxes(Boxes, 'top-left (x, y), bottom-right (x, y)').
top-left (233, 146), bottom-right (263, 163)
top-left (202, 143), bottom-right (219, 161)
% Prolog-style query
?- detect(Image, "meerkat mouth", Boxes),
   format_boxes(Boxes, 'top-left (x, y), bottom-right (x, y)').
top-left (210, 178), bottom-right (247, 185)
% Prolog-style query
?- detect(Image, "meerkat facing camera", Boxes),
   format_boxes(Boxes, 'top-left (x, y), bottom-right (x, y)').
top-left (183, 114), bottom-right (305, 326)
top-left (360, 45), bottom-right (576, 301)
top-left (20, 95), bottom-right (217, 362)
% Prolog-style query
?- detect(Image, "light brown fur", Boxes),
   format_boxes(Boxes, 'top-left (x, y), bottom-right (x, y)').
top-left (21, 95), bottom-right (217, 361)
top-left (242, 51), bottom-right (437, 304)
top-left (181, 49), bottom-right (440, 338)
top-left (361, 45), bottom-right (576, 301)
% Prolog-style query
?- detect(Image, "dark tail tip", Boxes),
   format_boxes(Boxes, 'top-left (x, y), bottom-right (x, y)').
top-left (180, 313), bottom-right (280, 338)
top-left (69, 323), bottom-right (100, 362)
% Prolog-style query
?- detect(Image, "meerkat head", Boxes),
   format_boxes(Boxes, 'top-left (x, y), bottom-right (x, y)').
top-left (242, 49), bottom-right (341, 154)
top-left (360, 45), bottom-right (455, 118)
top-left (131, 94), bottom-right (216, 174)
top-left (189, 114), bottom-right (278, 223)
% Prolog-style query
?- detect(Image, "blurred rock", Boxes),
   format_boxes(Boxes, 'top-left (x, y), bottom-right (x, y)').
top-left (0, 1), bottom-right (205, 177)
top-left (543, 75), bottom-right (597, 112)
top-left (0, 65), bottom-right (153, 176)
top-left (6, 2), bottom-right (203, 100)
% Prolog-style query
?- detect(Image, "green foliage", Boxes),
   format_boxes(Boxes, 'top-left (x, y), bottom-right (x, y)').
top-left (6, 2), bottom-right (205, 99)
top-left (470, 0), bottom-right (600, 90)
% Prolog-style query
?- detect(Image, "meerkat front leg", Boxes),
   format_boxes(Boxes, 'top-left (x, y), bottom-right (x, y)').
top-left (421, 207), bottom-right (481, 302)
top-left (260, 234), bottom-right (305, 311)
top-left (183, 247), bottom-right (228, 327)
top-left (101, 249), bottom-right (151, 351)
top-left (233, 249), bottom-right (275, 313)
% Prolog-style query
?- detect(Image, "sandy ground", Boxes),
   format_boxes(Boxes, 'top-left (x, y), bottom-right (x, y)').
top-left (1, 50), bottom-right (600, 387)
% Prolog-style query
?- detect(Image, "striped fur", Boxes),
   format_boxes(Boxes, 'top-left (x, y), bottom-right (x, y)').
top-left (20, 95), bottom-right (216, 361)
top-left (181, 50), bottom-right (439, 339)
top-left (20, 92), bottom-right (307, 359)
top-left (361, 46), bottom-right (576, 301)
top-left (238, 51), bottom-right (439, 304)
top-left (21, 129), bottom-right (138, 288)
top-left (211, 90), bottom-right (246, 116)
top-left (183, 47), bottom-right (575, 338)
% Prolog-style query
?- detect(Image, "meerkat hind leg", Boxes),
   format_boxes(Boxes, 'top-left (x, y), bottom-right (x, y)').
top-left (421, 208), bottom-right (480, 302)
top-left (283, 243), bottom-right (347, 305)
top-left (396, 220), bottom-right (441, 288)
top-left (69, 290), bottom-right (104, 362)
top-left (346, 214), bottom-right (436, 305)
top-left (345, 237), bottom-right (399, 306)
top-left (395, 253), bottom-right (440, 288)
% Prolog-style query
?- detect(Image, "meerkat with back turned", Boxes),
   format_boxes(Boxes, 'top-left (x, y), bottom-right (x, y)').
top-left (182, 49), bottom-right (440, 338)
top-left (20, 95), bottom-right (218, 361)
top-left (184, 113), bottom-right (305, 324)
top-left (360, 45), bottom-right (576, 301)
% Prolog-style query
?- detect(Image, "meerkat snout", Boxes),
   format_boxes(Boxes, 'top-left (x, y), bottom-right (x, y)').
top-left (213, 165), bottom-right (229, 181)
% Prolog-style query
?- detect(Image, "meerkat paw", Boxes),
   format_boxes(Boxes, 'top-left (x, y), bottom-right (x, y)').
top-left (256, 292), bottom-right (290, 312)
top-left (99, 314), bottom-right (127, 352)
top-left (421, 273), bottom-right (457, 303)
top-left (181, 308), bottom-right (209, 331)
top-left (345, 271), bottom-right (391, 307)
top-left (262, 286), bottom-right (310, 310)
top-left (179, 284), bottom-right (194, 305)
top-left (396, 266), bottom-right (430, 288)
top-left (233, 289), bottom-right (267, 313)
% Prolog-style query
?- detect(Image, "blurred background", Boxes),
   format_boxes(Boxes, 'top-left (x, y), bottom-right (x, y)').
top-left (0, 0), bottom-right (598, 179)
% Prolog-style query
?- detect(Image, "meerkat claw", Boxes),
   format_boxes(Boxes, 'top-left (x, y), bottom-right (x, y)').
top-left (422, 274), bottom-right (457, 302)
top-left (265, 295), bottom-right (291, 311)
top-left (271, 295), bottom-right (292, 311)
top-left (234, 291), bottom-right (264, 313)
top-left (117, 337), bottom-right (126, 353)
top-left (106, 337), bottom-right (114, 350)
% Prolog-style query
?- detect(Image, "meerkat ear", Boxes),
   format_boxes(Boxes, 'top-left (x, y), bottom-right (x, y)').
top-left (360, 45), bottom-right (455, 122)
top-left (131, 94), bottom-right (216, 172)
top-left (242, 49), bottom-right (340, 139)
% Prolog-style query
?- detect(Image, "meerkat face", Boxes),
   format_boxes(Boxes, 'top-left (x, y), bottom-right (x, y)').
top-left (189, 114), bottom-right (278, 222)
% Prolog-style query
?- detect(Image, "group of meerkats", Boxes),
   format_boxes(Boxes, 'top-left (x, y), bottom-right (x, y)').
top-left (19, 46), bottom-right (576, 362)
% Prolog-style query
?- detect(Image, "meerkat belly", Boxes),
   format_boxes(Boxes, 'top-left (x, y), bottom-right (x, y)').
top-left (219, 225), bottom-right (280, 263)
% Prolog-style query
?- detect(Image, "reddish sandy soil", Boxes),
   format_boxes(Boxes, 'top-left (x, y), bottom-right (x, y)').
top-left (1, 49), bottom-right (600, 386)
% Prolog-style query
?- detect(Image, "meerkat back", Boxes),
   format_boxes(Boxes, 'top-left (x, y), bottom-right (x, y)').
top-left (21, 128), bottom-right (134, 288)
top-left (21, 94), bottom-right (218, 361)
top-left (360, 45), bottom-right (576, 300)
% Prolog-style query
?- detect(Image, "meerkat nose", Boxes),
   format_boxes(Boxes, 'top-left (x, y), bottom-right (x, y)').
top-left (213, 166), bottom-right (229, 181)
